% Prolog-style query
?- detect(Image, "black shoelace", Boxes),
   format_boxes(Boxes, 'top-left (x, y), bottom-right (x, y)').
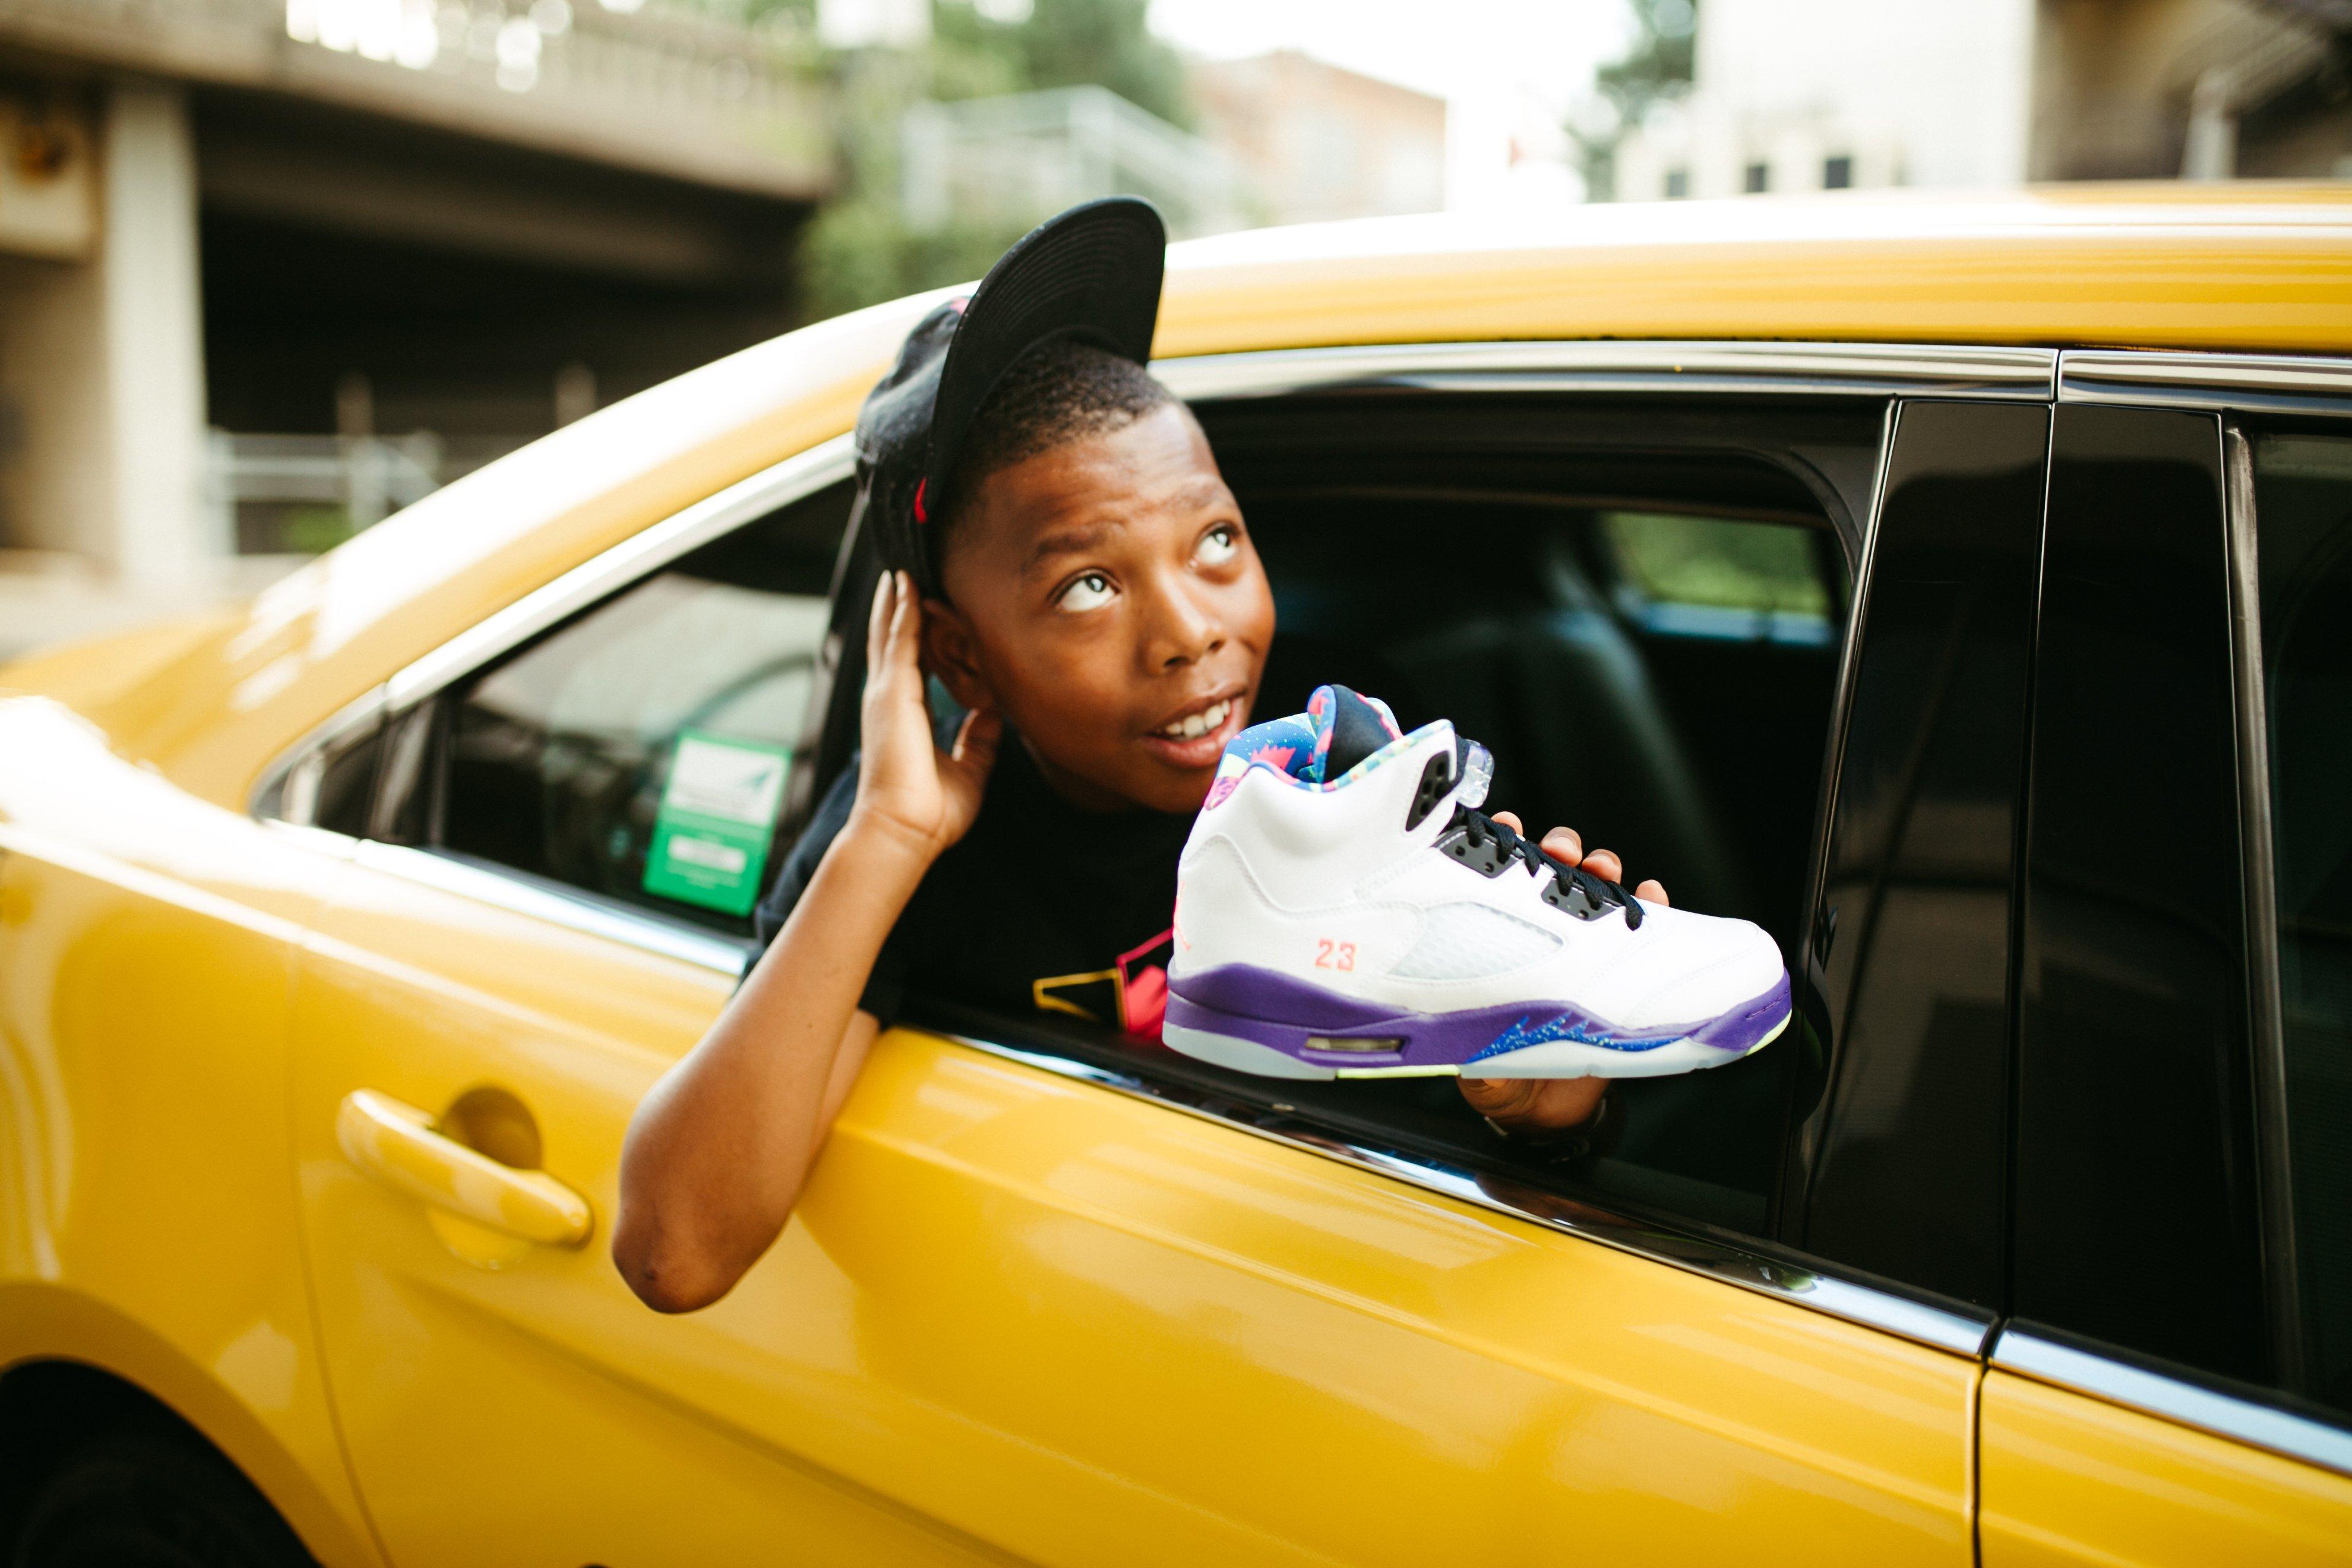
top-left (1452, 805), bottom-right (1645, 930)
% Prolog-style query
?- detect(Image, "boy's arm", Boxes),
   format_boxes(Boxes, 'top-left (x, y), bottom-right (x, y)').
top-left (613, 573), bottom-right (998, 1313)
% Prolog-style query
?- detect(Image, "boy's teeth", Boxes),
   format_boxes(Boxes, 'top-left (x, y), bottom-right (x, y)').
top-left (1163, 699), bottom-right (1229, 740)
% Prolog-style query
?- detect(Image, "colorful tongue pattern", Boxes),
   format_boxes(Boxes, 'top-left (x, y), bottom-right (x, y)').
top-left (1304, 684), bottom-right (1405, 782)
top-left (1206, 684), bottom-right (1405, 811)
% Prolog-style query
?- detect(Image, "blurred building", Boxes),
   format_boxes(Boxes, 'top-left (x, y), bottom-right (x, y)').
top-left (0, 0), bottom-right (830, 653)
top-left (1613, 0), bottom-right (2352, 200)
top-left (1190, 50), bottom-right (1447, 226)
top-left (894, 50), bottom-right (1446, 249)
top-left (900, 84), bottom-right (1248, 240)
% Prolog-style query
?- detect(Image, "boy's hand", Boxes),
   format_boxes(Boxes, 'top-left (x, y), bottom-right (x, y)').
top-left (1460, 811), bottom-right (1667, 1137)
top-left (851, 571), bottom-right (1002, 862)
top-left (1485, 812), bottom-right (1668, 907)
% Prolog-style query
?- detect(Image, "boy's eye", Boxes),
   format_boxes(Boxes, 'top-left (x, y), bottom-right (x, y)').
top-left (1196, 525), bottom-right (1240, 567)
top-left (1058, 571), bottom-right (1117, 612)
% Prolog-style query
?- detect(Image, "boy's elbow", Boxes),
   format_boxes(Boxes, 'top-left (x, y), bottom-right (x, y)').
top-left (611, 1174), bottom-right (796, 1314)
top-left (612, 1105), bottom-right (801, 1313)
top-left (611, 1216), bottom-right (739, 1314)
top-left (621, 1257), bottom-right (731, 1315)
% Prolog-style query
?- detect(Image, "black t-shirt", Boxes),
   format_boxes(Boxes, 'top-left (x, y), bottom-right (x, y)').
top-left (750, 738), bottom-right (1195, 1042)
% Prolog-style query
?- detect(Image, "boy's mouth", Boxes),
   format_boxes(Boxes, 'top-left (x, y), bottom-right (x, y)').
top-left (1140, 692), bottom-right (1247, 769)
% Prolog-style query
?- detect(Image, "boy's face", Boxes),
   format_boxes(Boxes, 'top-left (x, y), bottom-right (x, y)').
top-left (925, 402), bottom-right (1274, 814)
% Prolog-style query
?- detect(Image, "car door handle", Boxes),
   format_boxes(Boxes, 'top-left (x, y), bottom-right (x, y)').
top-left (336, 1090), bottom-right (593, 1248)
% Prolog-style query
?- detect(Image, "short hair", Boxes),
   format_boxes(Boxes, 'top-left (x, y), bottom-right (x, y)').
top-left (937, 338), bottom-right (1177, 549)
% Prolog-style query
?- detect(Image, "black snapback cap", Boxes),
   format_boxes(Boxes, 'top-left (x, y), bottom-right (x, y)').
top-left (855, 196), bottom-right (1167, 597)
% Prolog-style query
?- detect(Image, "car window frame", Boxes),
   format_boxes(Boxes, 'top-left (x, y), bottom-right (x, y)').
top-left (1985, 350), bottom-right (2352, 1481)
top-left (252, 339), bottom-right (2082, 1369)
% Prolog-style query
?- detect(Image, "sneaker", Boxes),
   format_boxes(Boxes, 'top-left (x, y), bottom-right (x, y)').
top-left (1164, 685), bottom-right (1791, 1080)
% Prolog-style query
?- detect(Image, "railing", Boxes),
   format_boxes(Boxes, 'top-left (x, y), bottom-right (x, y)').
top-left (205, 430), bottom-right (524, 553)
top-left (0, 0), bottom-right (832, 197)
top-left (902, 85), bottom-right (1250, 239)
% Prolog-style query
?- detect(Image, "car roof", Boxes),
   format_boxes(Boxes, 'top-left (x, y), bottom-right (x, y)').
top-left (13, 183), bottom-right (2351, 807)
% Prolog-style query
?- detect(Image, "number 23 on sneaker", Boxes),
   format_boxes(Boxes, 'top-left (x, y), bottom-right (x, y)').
top-left (1164, 685), bottom-right (1792, 1081)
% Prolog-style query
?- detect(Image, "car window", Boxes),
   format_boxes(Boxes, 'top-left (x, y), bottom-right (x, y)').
top-left (2252, 426), bottom-right (2352, 1417)
top-left (2012, 404), bottom-right (2270, 1386)
top-left (430, 482), bottom-right (851, 933)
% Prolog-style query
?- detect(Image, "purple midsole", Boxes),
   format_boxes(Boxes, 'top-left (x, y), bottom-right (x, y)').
top-left (1165, 963), bottom-right (1791, 1070)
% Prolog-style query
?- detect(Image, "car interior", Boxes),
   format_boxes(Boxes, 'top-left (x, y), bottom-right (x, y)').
top-left (333, 386), bottom-right (1885, 1243)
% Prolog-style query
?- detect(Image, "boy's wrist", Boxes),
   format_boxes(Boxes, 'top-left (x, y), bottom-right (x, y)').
top-left (838, 805), bottom-right (947, 884)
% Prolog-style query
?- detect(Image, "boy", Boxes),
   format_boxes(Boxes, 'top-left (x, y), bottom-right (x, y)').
top-left (614, 200), bottom-right (1664, 1314)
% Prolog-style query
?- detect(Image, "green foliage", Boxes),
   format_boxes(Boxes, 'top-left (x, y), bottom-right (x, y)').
top-left (791, 0), bottom-right (1194, 320)
top-left (683, 0), bottom-right (815, 24)
top-left (282, 505), bottom-right (359, 556)
top-left (1572, 0), bottom-right (1697, 200)
top-left (926, 0), bottom-right (1187, 123)
top-left (1601, 511), bottom-right (1829, 618)
top-left (1595, 0), bottom-right (1695, 121)
top-left (798, 198), bottom-right (1033, 322)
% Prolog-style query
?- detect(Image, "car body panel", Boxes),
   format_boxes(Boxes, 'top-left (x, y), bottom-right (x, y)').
top-left (289, 834), bottom-right (1977, 1564)
top-left (1979, 1370), bottom-right (2352, 1565)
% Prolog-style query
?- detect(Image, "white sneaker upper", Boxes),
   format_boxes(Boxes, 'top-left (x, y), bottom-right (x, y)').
top-left (1163, 686), bottom-right (1791, 1080)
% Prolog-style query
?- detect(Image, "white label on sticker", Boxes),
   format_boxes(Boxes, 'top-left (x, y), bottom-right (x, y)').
top-left (665, 736), bottom-right (786, 825)
top-left (666, 835), bottom-right (749, 874)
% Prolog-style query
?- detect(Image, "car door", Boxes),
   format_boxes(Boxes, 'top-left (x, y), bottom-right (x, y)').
top-left (1975, 381), bottom-right (2352, 1563)
top-left (281, 344), bottom-right (2029, 1567)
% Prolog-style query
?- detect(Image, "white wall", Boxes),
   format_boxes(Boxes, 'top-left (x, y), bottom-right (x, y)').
top-left (1615, 0), bottom-right (2039, 200)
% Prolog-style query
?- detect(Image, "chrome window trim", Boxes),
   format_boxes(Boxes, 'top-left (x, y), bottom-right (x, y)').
top-left (2224, 424), bottom-right (2306, 1393)
top-left (1154, 340), bottom-right (2057, 403)
top-left (1993, 1324), bottom-right (2352, 1478)
top-left (936, 1028), bottom-right (1993, 1358)
top-left (2059, 350), bottom-right (2352, 416)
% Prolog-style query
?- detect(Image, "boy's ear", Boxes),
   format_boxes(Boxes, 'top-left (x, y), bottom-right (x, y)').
top-left (919, 595), bottom-right (995, 713)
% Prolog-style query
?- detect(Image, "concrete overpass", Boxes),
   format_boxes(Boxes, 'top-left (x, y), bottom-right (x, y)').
top-left (0, 0), bottom-right (833, 646)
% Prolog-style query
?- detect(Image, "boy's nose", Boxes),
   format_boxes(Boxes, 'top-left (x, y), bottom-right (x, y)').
top-left (1145, 576), bottom-right (1224, 671)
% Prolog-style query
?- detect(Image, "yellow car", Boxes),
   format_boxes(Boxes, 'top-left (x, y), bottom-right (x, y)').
top-left (5, 188), bottom-right (2352, 1568)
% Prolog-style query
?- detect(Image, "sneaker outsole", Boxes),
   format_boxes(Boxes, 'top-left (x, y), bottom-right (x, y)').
top-left (1161, 966), bottom-right (1793, 1081)
top-left (1164, 1010), bottom-right (1791, 1081)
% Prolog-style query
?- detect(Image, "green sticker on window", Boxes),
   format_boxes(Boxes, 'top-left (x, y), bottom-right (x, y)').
top-left (642, 730), bottom-right (790, 916)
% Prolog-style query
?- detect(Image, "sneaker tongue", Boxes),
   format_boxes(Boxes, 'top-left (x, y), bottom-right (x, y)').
top-left (1303, 684), bottom-right (1404, 783)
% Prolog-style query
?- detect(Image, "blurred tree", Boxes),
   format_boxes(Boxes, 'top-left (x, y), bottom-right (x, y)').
top-left (992, 0), bottom-right (1191, 127)
top-left (686, 0), bottom-right (816, 23)
top-left (1569, 0), bottom-right (1696, 201)
top-left (794, 0), bottom-right (1192, 320)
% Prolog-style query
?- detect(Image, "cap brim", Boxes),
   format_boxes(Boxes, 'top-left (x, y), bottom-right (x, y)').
top-left (924, 197), bottom-right (1166, 505)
